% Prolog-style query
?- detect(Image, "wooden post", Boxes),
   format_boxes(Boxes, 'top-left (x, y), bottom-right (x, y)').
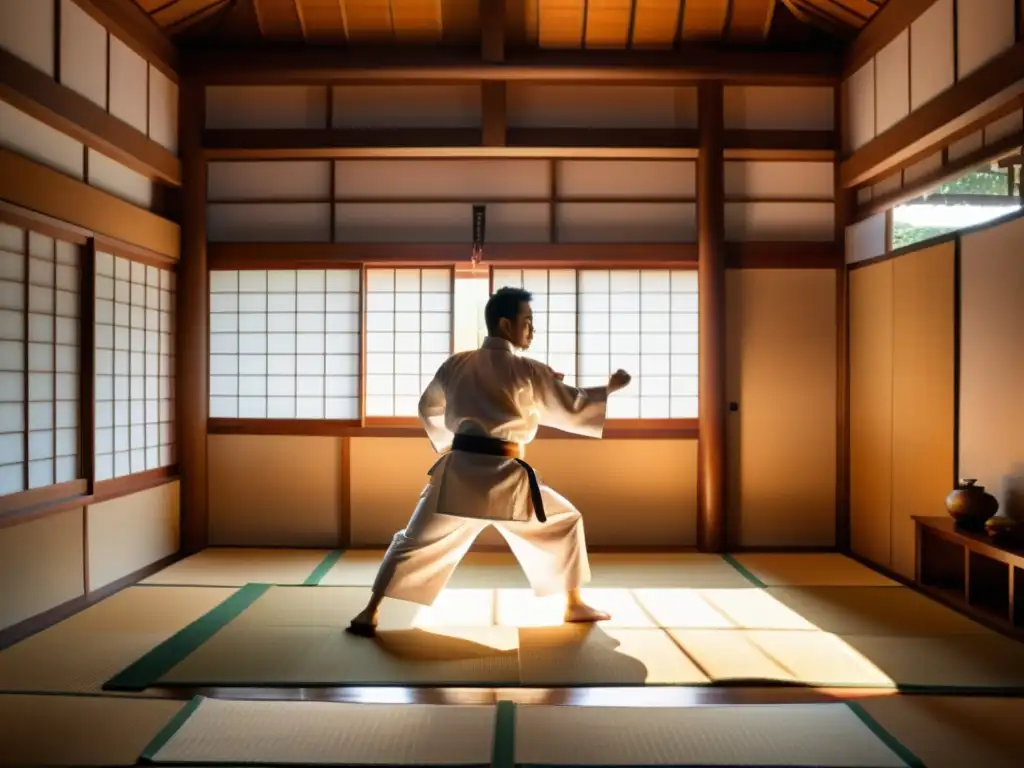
top-left (835, 85), bottom-right (853, 553)
top-left (697, 83), bottom-right (726, 553)
top-left (176, 78), bottom-right (208, 553)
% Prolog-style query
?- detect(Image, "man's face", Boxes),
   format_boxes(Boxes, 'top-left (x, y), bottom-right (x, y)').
top-left (500, 300), bottom-right (534, 350)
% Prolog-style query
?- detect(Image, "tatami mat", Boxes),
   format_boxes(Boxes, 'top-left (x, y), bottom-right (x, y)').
top-left (0, 694), bottom-right (185, 766)
top-left (143, 696), bottom-right (497, 765)
top-left (731, 553), bottom-right (900, 587)
top-left (142, 547), bottom-right (340, 587)
top-left (858, 695), bottom-right (1024, 768)
top-left (0, 587), bottom-right (235, 693)
top-left (513, 702), bottom-right (916, 767)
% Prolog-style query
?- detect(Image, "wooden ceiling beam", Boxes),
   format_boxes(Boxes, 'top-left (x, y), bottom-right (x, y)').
top-left (71, 0), bottom-right (179, 79)
top-left (0, 47), bottom-right (182, 186)
top-left (200, 126), bottom-right (835, 159)
top-left (182, 46), bottom-right (840, 84)
top-left (839, 42), bottom-right (1024, 189)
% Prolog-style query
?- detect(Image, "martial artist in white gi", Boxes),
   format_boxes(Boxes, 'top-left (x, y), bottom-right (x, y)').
top-left (347, 286), bottom-right (632, 637)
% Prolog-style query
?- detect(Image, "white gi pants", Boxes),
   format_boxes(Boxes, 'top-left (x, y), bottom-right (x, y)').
top-left (371, 484), bottom-right (592, 606)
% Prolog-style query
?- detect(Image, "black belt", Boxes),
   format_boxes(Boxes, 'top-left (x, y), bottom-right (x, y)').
top-left (451, 433), bottom-right (546, 523)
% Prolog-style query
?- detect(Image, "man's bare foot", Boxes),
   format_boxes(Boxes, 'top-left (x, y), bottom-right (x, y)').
top-left (564, 602), bottom-right (611, 623)
top-left (346, 607), bottom-right (379, 637)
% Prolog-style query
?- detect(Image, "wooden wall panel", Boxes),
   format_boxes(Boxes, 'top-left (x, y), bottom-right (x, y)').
top-left (849, 259), bottom-right (894, 567)
top-left (59, 0), bottom-right (108, 110)
top-left (0, 99), bottom-right (84, 180)
top-left (956, 0), bottom-right (1017, 79)
top-left (208, 435), bottom-right (345, 546)
top-left (207, 203), bottom-right (332, 242)
top-left (506, 85), bottom-right (693, 128)
top-left (723, 86), bottom-right (834, 130)
top-left (843, 62), bottom-right (876, 152)
top-left (723, 202), bottom-right (835, 242)
top-left (874, 30), bottom-right (910, 135)
top-left (948, 129), bottom-right (984, 162)
top-left (985, 108), bottom-right (1024, 144)
top-left (108, 36), bottom-right (147, 135)
top-left (872, 173), bottom-right (902, 200)
top-left (902, 151), bottom-right (943, 187)
top-left (891, 242), bottom-right (955, 580)
top-left (724, 161), bottom-right (834, 200)
top-left (556, 202), bottom-right (696, 242)
top-left (205, 85), bottom-right (328, 130)
top-left (725, 269), bottom-right (837, 548)
top-left (333, 159), bottom-right (550, 199)
top-left (349, 437), bottom-right (699, 548)
top-left (147, 65), bottom-right (178, 154)
top-left (0, 0), bottom-right (55, 77)
top-left (208, 161), bottom-right (332, 201)
top-left (910, 0), bottom-right (955, 111)
top-left (556, 160), bottom-right (696, 199)
top-left (334, 202), bottom-right (550, 242)
top-left (0, 509), bottom-right (84, 630)
top-left (86, 480), bottom-right (180, 590)
top-left (332, 85), bottom-right (482, 128)
top-left (959, 214), bottom-right (1024, 517)
top-left (87, 148), bottom-right (154, 209)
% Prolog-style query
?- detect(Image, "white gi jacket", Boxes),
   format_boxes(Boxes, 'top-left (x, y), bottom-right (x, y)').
top-left (417, 336), bottom-right (609, 522)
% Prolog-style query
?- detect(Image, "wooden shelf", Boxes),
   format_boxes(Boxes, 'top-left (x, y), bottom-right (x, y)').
top-left (914, 516), bottom-right (1024, 638)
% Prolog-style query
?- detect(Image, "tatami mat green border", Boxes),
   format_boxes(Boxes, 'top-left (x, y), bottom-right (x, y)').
top-left (845, 701), bottom-right (926, 768)
top-left (304, 549), bottom-right (345, 585)
top-left (103, 584), bottom-right (271, 692)
top-left (139, 695), bottom-right (203, 763)
top-left (492, 700), bottom-right (516, 768)
top-left (721, 554), bottom-right (767, 587)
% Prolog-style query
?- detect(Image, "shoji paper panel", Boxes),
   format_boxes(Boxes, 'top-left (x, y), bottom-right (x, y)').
top-left (334, 202), bottom-right (549, 242)
top-left (556, 203), bottom-right (696, 242)
top-left (0, 101), bottom-right (84, 179)
top-left (959, 214), bottom-right (1024, 515)
top-left (902, 152), bottom-right (943, 188)
top-left (108, 35), bottom-right (148, 134)
top-left (724, 161), bottom-right (834, 200)
top-left (0, 0), bottom-right (55, 76)
top-left (148, 65), bottom-right (178, 154)
top-left (334, 159), bottom-right (549, 199)
top-left (577, 269), bottom-right (699, 419)
top-left (557, 160), bottom-right (696, 199)
top-left (332, 85), bottom-right (481, 127)
top-left (891, 242), bottom-right (955, 579)
top-left (492, 269), bottom-right (578, 384)
top-left (59, 0), bottom-right (107, 110)
top-left (364, 268), bottom-right (452, 418)
top-left (87, 149), bottom-right (153, 209)
top-left (208, 269), bottom-right (361, 420)
top-left (844, 62), bottom-right (876, 152)
top-left (94, 253), bottom-right (174, 481)
top-left (0, 223), bottom-right (27, 495)
top-left (872, 174), bottom-right (902, 200)
top-left (845, 214), bottom-right (887, 264)
top-left (507, 85), bottom-right (692, 128)
top-left (723, 87), bottom-right (834, 130)
top-left (910, 0), bottom-right (955, 111)
top-left (956, 0), bottom-right (1016, 79)
top-left (208, 161), bottom-right (332, 201)
top-left (725, 268), bottom-right (837, 547)
top-left (985, 109), bottom-right (1024, 145)
top-left (205, 86), bottom-right (327, 129)
top-left (207, 204), bottom-right (332, 242)
top-left (724, 202), bottom-right (835, 242)
top-left (849, 259), bottom-right (894, 568)
top-left (948, 130), bottom-right (984, 162)
top-left (874, 30), bottom-right (910, 135)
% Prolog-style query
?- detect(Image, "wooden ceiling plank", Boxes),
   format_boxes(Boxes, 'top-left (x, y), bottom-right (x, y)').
top-left (584, 0), bottom-right (632, 48)
top-left (152, 0), bottom-right (220, 26)
top-left (680, 0), bottom-right (729, 41)
top-left (165, 0), bottom-right (232, 34)
top-left (391, 0), bottom-right (443, 42)
top-left (728, 0), bottom-right (777, 41)
top-left (799, 0), bottom-right (868, 28)
top-left (341, 0), bottom-right (393, 41)
top-left (292, 0), bottom-right (348, 42)
top-left (538, 0), bottom-right (586, 48)
top-left (183, 47), bottom-right (841, 84)
top-left (441, 0), bottom-right (481, 44)
top-left (252, 0), bottom-right (306, 39)
top-left (630, 0), bottom-right (678, 49)
top-left (481, 0), bottom-right (506, 61)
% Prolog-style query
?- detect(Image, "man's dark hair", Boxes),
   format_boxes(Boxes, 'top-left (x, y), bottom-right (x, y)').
top-left (485, 286), bottom-right (532, 335)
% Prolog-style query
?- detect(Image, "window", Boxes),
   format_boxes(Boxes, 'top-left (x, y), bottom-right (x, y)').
top-left (0, 225), bottom-right (82, 495)
top-left (493, 267), bottom-right (699, 419)
top-left (209, 269), bottom-right (362, 420)
top-left (94, 252), bottom-right (174, 481)
top-left (891, 157), bottom-right (1022, 250)
top-left (364, 268), bottom-right (452, 418)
